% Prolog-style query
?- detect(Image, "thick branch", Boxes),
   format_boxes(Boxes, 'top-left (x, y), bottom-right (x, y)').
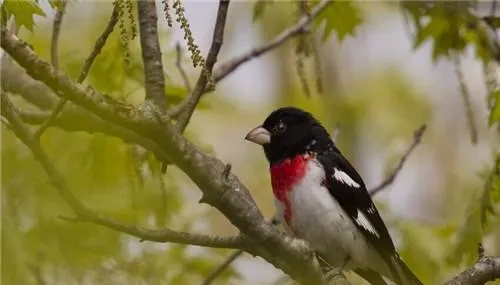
top-left (1, 27), bottom-right (327, 284)
top-left (1, 55), bottom-right (57, 109)
top-left (175, 0), bottom-right (230, 132)
top-left (1, 55), bottom-right (173, 168)
top-left (138, 0), bottom-right (167, 111)
top-left (444, 256), bottom-right (500, 285)
top-left (1, 91), bottom-right (243, 249)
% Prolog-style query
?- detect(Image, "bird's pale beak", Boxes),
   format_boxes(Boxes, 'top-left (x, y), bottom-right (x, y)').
top-left (245, 126), bottom-right (271, 145)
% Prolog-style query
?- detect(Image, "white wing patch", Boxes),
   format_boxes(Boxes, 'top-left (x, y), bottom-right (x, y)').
top-left (333, 168), bottom-right (361, 188)
top-left (355, 210), bottom-right (379, 237)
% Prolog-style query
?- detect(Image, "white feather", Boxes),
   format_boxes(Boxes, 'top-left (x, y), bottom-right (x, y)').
top-left (355, 210), bottom-right (380, 237)
top-left (273, 159), bottom-right (390, 276)
top-left (333, 168), bottom-right (361, 188)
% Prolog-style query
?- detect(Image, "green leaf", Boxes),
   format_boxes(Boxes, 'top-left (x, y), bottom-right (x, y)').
top-left (406, 4), bottom-right (474, 62)
top-left (1, 0), bottom-right (45, 32)
top-left (489, 90), bottom-right (500, 126)
top-left (314, 1), bottom-right (363, 42)
top-left (252, 0), bottom-right (271, 22)
top-left (48, 0), bottom-right (65, 10)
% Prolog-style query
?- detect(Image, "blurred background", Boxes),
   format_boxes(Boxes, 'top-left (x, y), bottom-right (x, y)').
top-left (1, 1), bottom-right (499, 285)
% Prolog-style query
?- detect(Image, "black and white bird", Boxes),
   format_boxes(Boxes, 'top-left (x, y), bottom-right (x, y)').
top-left (245, 107), bottom-right (422, 285)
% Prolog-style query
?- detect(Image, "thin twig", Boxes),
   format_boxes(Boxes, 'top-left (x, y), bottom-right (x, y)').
top-left (176, 42), bottom-right (192, 93)
top-left (212, 0), bottom-right (331, 84)
top-left (0, 27), bottom-right (330, 285)
top-left (138, 0), bottom-right (168, 111)
top-left (452, 53), bottom-right (478, 144)
top-left (200, 216), bottom-right (280, 285)
top-left (1, 91), bottom-right (245, 249)
top-left (33, 98), bottom-right (67, 140)
top-left (369, 124), bottom-right (427, 196)
top-left (51, 0), bottom-right (67, 69)
top-left (296, 0), bottom-right (311, 97)
top-left (168, 0), bottom-right (332, 119)
top-left (1, 115), bottom-right (13, 130)
top-left (175, 0), bottom-right (231, 133)
top-left (34, 5), bottom-right (119, 140)
top-left (478, 243), bottom-right (485, 260)
top-left (77, 4), bottom-right (119, 83)
top-left (200, 250), bottom-right (244, 285)
top-left (36, 0), bottom-right (68, 141)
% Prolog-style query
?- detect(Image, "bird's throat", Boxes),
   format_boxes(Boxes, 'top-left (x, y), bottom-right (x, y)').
top-left (270, 153), bottom-right (315, 225)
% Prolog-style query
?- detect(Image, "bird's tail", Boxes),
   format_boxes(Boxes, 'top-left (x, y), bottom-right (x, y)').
top-left (390, 255), bottom-right (423, 285)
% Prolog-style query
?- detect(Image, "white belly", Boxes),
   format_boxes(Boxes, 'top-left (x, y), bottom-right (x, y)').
top-left (273, 159), bottom-right (389, 275)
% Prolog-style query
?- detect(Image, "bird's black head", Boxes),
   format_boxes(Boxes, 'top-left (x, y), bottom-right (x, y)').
top-left (245, 107), bottom-right (334, 164)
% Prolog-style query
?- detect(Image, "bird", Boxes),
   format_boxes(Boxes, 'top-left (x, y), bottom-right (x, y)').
top-left (244, 106), bottom-right (422, 285)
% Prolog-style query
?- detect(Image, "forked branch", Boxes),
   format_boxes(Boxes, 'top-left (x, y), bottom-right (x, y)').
top-left (1, 91), bottom-right (244, 250)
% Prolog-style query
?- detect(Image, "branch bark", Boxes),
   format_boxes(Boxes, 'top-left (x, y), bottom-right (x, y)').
top-left (167, 0), bottom-right (333, 118)
top-left (175, 0), bottom-right (230, 132)
top-left (1, 91), bottom-right (244, 250)
top-left (138, 0), bottom-right (168, 111)
top-left (34, 4), bottom-right (120, 140)
top-left (444, 256), bottom-right (500, 285)
top-left (1, 27), bottom-right (328, 285)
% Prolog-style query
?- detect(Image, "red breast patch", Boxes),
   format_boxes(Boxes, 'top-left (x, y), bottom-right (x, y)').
top-left (270, 154), bottom-right (314, 225)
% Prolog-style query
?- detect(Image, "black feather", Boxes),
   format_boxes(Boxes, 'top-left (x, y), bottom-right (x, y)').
top-left (258, 107), bottom-right (422, 284)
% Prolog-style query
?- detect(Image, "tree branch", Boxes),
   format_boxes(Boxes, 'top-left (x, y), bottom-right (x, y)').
top-left (34, 4), bottom-right (119, 140)
top-left (1, 91), bottom-right (244, 250)
top-left (212, 0), bottom-right (331, 84)
top-left (200, 249), bottom-right (244, 285)
top-left (369, 124), bottom-right (427, 196)
top-left (176, 42), bottom-right (192, 93)
top-left (452, 52), bottom-right (478, 144)
top-left (175, 0), bottom-right (230, 133)
top-left (51, 0), bottom-right (67, 69)
top-left (77, 4), bottom-right (119, 83)
top-left (2, 56), bottom-right (174, 169)
top-left (444, 256), bottom-right (500, 285)
top-left (1, 27), bottom-right (328, 285)
top-left (168, 0), bottom-right (332, 119)
top-left (138, 0), bottom-right (168, 111)
top-left (37, 0), bottom-right (68, 140)
top-left (1, 54), bottom-right (57, 110)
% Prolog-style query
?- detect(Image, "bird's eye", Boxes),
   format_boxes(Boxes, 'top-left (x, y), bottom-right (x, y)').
top-left (274, 121), bottom-right (286, 134)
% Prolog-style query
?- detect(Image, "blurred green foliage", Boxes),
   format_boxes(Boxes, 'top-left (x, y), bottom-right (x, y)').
top-left (1, 1), bottom-right (500, 285)
top-left (1, 0), bottom-right (45, 31)
top-left (1, 1), bottom-right (235, 285)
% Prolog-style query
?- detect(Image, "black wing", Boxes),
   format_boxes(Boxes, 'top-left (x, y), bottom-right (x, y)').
top-left (316, 147), bottom-right (397, 258)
